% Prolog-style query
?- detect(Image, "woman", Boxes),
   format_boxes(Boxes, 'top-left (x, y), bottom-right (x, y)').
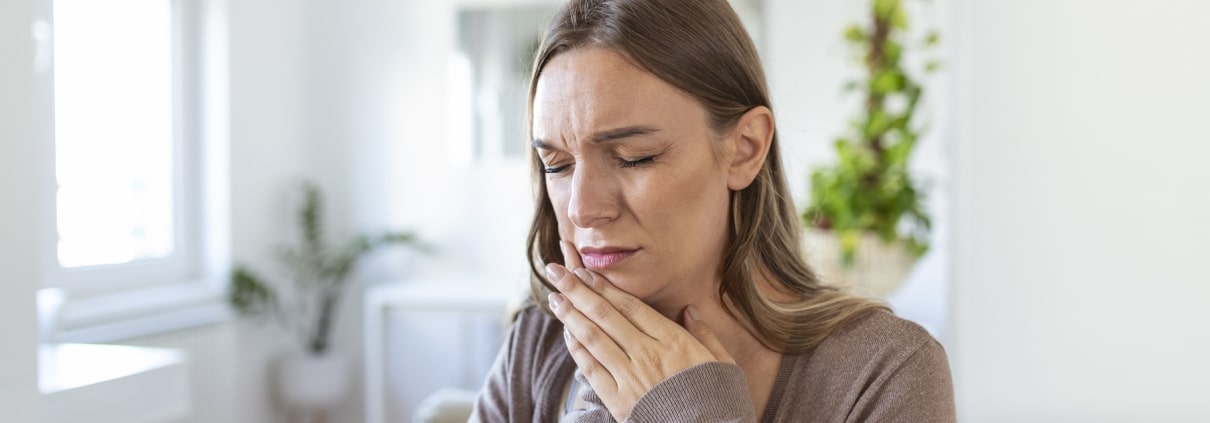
top-left (471, 0), bottom-right (955, 421)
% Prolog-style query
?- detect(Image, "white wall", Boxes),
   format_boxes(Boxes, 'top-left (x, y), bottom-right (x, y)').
top-left (0, 0), bottom-right (45, 420)
top-left (129, 0), bottom-right (322, 420)
top-left (301, 0), bottom-right (546, 419)
top-left (950, 1), bottom-right (1210, 421)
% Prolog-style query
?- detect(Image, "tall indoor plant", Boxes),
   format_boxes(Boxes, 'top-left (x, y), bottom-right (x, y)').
top-left (228, 181), bottom-right (424, 411)
top-left (803, 0), bottom-right (938, 296)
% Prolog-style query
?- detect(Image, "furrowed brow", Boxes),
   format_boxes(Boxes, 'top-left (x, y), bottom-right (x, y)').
top-left (531, 126), bottom-right (660, 150)
top-left (591, 126), bottom-right (660, 143)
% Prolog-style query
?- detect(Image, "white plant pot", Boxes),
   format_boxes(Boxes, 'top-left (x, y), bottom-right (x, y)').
top-left (802, 229), bottom-right (916, 298)
top-left (277, 351), bottom-right (350, 412)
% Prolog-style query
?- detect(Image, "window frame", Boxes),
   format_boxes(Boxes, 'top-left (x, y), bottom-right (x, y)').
top-left (37, 0), bottom-right (231, 343)
top-left (45, 0), bottom-right (202, 298)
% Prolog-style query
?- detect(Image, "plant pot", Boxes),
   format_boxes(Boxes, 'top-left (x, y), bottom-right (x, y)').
top-left (277, 350), bottom-right (350, 412)
top-left (802, 229), bottom-right (916, 298)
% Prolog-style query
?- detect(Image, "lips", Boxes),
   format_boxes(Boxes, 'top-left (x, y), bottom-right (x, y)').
top-left (579, 246), bottom-right (638, 269)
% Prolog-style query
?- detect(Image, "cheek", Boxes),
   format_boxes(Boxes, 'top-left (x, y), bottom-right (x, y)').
top-left (648, 165), bottom-right (731, 257)
top-left (546, 185), bottom-right (573, 239)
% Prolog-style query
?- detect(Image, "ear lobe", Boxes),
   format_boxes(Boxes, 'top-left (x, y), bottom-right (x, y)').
top-left (727, 106), bottom-right (774, 191)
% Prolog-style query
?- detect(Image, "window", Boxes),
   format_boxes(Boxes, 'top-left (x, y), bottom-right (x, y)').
top-left (50, 0), bottom-right (200, 297)
top-left (40, 0), bottom-right (230, 342)
top-left (53, 0), bottom-right (179, 269)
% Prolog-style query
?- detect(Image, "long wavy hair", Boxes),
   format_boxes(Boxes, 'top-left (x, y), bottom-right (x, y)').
top-left (524, 0), bottom-right (888, 354)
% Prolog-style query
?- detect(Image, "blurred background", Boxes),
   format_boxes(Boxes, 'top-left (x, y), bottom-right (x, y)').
top-left (1, 0), bottom-right (1208, 422)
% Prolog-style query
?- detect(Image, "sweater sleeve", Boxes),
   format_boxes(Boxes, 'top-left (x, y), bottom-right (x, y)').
top-left (469, 321), bottom-right (516, 422)
top-left (565, 362), bottom-right (757, 423)
top-left (846, 338), bottom-right (957, 423)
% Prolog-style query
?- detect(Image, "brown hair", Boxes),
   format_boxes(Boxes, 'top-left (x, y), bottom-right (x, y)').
top-left (525, 0), bottom-right (888, 353)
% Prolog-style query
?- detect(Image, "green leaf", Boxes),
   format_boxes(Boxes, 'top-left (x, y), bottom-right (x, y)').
top-left (891, 5), bottom-right (909, 29)
top-left (844, 24), bottom-right (867, 43)
top-left (925, 60), bottom-right (942, 73)
top-left (924, 31), bottom-right (941, 47)
top-left (884, 40), bottom-right (903, 65)
top-left (871, 70), bottom-right (905, 95)
top-left (229, 267), bottom-right (277, 317)
top-left (874, 0), bottom-right (899, 21)
top-left (300, 181), bottom-right (325, 255)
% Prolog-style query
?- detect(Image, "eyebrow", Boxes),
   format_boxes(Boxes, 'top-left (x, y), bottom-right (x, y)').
top-left (532, 125), bottom-right (661, 150)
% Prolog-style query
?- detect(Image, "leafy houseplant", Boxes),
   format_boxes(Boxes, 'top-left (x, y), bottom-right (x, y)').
top-left (228, 182), bottom-right (423, 355)
top-left (804, 0), bottom-right (938, 268)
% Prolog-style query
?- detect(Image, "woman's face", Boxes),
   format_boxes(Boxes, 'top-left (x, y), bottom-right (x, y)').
top-left (532, 47), bottom-right (733, 309)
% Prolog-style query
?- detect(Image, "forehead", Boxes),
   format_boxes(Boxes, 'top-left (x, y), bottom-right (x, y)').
top-left (531, 47), bottom-right (700, 142)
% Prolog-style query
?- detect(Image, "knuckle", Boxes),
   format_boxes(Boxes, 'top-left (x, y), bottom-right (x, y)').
top-left (633, 347), bottom-right (662, 369)
top-left (586, 301), bottom-right (614, 322)
top-left (579, 327), bottom-right (603, 346)
top-left (563, 331), bottom-right (581, 349)
top-left (580, 360), bottom-right (603, 379)
top-left (557, 274), bottom-right (578, 293)
top-left (613, 295), bottom-right (641, 318)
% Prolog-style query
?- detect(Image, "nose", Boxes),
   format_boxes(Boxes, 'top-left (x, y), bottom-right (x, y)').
top-left (566, 162), bottom-right (617, 228)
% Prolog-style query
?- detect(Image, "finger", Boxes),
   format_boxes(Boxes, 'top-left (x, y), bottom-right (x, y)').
top-left (561, 325), bottom-right (619, 397)
top-left (547, 264), bottom-right (652, 349)
top-left (560, 240), bottom-right (584, 270)
top-left (683, 305), bottom-right (736, 365)
top-left (577, 269), bottom-right (683, 340)
top-left (548, 291), bottom-right (632, 377)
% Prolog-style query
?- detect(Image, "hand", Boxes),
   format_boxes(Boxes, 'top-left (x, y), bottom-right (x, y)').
top-left (546, 241), bottom-right (735, 421)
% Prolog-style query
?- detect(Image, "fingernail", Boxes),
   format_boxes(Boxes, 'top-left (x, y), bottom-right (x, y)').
top-left (545, 263), bottom-right (565, 281)
top-left (548, 293), bottom-right (562, 310)
top-left (573, 268), bottom-right (592, 284)
top-left (687, 304), bottom-right (702, 321)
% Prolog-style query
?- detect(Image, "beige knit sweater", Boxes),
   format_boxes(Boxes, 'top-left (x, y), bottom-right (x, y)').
top-left (470, 304), bottom-right (955, 422)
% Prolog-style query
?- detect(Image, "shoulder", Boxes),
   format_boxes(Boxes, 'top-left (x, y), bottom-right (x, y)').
top-left (818, 309), bottom-right (942, 361)
top-left (775, 309), bottom-right (955, 421)
top-left (805, 309), bottom-right (949, 381)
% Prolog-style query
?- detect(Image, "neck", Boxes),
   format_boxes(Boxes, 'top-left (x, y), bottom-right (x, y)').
top-left (644, 269), bottom-right (796, 363)
top-left (646, 289), bottom-right (767, 364)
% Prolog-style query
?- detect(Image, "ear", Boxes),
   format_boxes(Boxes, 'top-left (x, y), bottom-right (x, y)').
top-left (726, 106), bottom-right (774, 191)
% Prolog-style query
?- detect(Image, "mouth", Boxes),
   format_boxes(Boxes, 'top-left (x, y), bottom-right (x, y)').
top-left (578, 246), bottom-right (639, 270)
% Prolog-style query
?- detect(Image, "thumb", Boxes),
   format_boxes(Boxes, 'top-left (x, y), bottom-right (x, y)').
top-left (683, 305), bottom-right (735, 365)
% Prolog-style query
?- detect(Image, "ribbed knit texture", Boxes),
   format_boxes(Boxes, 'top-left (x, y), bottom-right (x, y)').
top-left (470, 306), bottom-right (956, 422)
top-left (563, 362), bottom-right (756, 422)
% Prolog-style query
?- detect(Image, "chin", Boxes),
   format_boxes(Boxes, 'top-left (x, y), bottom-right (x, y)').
top-left (595, 270), bottom-right (656, 300)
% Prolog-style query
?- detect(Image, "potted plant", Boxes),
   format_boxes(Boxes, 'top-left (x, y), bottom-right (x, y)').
top-left (803, 0), bottom-right (939, 297)
top-left (228, 181), bottom-right (424, 412)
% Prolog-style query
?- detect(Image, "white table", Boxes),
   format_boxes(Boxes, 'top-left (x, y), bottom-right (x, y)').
top-left (363, 275), bottom-right (523, 423)
top-left (40, 343), bottom-right (190, 423)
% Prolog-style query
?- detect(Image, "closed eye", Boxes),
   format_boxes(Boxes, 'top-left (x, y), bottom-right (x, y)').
top-left (544, 164), bottom-right (570, 174)
top-left (619, 156), bottom-right (656, 169)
